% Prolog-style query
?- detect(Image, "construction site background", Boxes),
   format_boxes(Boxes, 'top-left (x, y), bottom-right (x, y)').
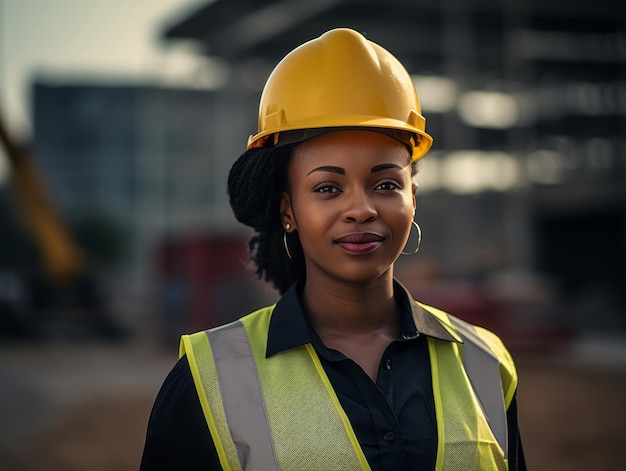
top-left (2, 1), bottom-right (625, 469)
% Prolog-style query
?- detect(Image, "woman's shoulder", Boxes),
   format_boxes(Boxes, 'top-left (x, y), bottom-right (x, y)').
top-left (154, 355), bottom-right (197, 403)
top-left (141, 355), bottom-right (220, 469)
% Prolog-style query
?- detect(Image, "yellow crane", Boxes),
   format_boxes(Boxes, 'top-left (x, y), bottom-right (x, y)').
top-left (0, 107), bottom-right (86, 285)
top-left (0, 105), bottom-right (124, 339)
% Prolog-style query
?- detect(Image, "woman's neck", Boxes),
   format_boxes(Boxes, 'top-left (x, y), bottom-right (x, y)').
top-left (302, 273), bottom-right (398, 337)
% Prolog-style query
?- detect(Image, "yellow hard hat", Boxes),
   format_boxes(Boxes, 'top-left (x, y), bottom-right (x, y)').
top-left (247, 28), bottom-right (433, 160)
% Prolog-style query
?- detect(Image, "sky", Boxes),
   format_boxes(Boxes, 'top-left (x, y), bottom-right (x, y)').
top-left (0, 0), bottom-right (209, 180)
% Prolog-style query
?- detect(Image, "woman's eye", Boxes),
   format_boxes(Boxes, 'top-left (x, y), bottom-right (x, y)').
top-left (313, 183), bottom-right (340, 193)
top-left (375, 181), bottom-right (402, 191)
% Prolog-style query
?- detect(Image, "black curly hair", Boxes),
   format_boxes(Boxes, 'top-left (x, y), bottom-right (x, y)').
top-left (227, 145), bottom-right (304, 294)
top-left (227, 139), bottom-right (420, 295)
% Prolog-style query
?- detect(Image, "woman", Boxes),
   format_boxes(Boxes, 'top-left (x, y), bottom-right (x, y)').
top-left (141, 28), bottom-right (525, 470)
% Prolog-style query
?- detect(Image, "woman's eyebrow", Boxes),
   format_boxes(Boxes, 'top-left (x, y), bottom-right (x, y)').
top-left (306, 163), bottom-right (404, 176)
top-left (371, 163), bottom-right (403, 174)
top-left (306, 165), bottom-right (345, 176)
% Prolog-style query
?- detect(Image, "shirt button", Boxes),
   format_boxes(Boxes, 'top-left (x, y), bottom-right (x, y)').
top-left (384, 432), bottom-right (396, 443)
top-left (384, 359), bottom-right (392, 371)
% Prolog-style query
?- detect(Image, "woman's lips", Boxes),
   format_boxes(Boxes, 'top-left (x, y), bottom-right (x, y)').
top-left (335, 233), bottom-right (384, 254)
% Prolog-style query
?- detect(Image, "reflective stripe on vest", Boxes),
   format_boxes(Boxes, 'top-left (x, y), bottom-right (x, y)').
top-left (208, 322), bottom-right (279, 470)
top-left (181, 303), bottom-right (517, 471)
top-left (449, 315), bottom-right (507, 456)
top-left (419, 302), bottom-right (516, 470)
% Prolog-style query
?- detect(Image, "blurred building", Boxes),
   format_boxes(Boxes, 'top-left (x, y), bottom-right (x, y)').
top-left (159, 0), bottom-right (626, 335)
top-left (30, 81), bottom-right (272, 334)
top-left (31, 82), bottom-right (256, 269)
top-left (25, 0), bottom-right (624, 338)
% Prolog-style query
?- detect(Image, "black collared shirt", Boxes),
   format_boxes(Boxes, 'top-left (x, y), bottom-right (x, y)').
top-left (140, 281), bottom-right (526, 471)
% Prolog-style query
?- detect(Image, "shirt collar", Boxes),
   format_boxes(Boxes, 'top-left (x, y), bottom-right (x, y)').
top-left (266, 279), bottom-right (459, 358)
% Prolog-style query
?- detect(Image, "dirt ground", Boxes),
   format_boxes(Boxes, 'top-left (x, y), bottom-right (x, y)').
top-left (515, 357), bottom-right (626, 470)
top-left (1, 342), bottom-right (625, 470)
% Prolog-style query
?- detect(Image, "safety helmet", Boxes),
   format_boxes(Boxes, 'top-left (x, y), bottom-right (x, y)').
top-left (247, 28), bottom-right (433, 160)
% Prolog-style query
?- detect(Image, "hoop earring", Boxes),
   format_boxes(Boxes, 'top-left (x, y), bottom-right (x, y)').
top-left (401, 220), bottom-right (422, 256)
top-left (283, 224), bottom-right (293, 260)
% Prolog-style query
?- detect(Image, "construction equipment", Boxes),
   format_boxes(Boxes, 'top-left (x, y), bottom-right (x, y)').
top-left (0, 106), bottom-right (124, 339)
top-left (0, 110), bottom-right (86, 284)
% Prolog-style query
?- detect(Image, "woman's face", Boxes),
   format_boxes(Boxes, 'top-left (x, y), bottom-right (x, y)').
top-left (281, 130), bottom-right (417, 287)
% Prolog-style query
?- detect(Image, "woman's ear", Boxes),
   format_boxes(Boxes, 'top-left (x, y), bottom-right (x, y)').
top-left (412, 183), bottom-right (418, 212)
top-left (280, 192), bottom-right (295, 230)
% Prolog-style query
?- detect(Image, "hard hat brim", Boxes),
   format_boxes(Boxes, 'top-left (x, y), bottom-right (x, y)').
top-left (247, 118), bottom-right (433, 161)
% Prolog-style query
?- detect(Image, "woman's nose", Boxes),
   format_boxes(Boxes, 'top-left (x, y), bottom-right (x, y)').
top-left (342, 189), bottom-right (378, 223)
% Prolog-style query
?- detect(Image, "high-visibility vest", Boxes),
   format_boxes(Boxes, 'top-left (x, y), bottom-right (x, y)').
top-left (180, 302), bottom-right (517, 471)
